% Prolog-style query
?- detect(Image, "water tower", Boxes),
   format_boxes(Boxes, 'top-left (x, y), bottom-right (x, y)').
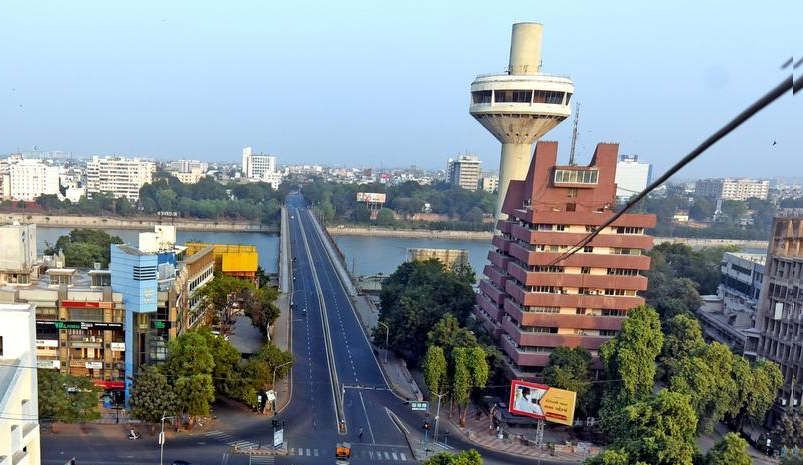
top-left (470, 22), bottom-right (574, 219)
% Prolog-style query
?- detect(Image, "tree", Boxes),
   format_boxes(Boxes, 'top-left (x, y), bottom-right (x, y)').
top-left (129, 366), bottom-right (178, 424)
top-left (670, 342), bottom-right (740, 434)
top-left (738, 360), bottom-right (783, 427)
top-left (689, 197), bottom-right (716, 221)
top-left (43, 228), bottom-right (124, 268)
top-left (423, 345), bottom-right (448, 397)
top-left (584, 449), bottom-right (646, 465)
top-left (451, 346), bottom-right (489, 426)
top-left (618, 390), bottom-right (698, 465)
top-left (422, 449), bottom-right (482, 465)
top-left (719, 200), bottom-right (748, 226)
top-left (543, 346), bottom-right (594, 416)
top-left (376, 207), bottom-right (396, 226)
top-left (599, 305), bottom-right (663, 437)
top-left (198, 327), bottom-right (242, 395)
top-left (247, 286), bottom-right (281, 335)
top-left (375, 259), bottom-right (475, 362)
top-left (659, 313), bottom-right (705, 379)
top-left (163, 331), bottom-right (216, 422)
top-left (427, 314), bottom-right (479, 360)
top-left (705, 433), bottom-right (751, 465)
top-left (38, 370), bottom-right (101, 423)
top-left (352, 204), bottom-right (371, 222)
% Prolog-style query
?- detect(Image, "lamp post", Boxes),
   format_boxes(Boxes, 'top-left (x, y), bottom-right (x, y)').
top-left (433, 392), bottom-right (447, 444)
top-left (159, 412), bottom-right (175, 465)
top-left (272, 360), bottom-right (294, 414)
top-left (377, 321), bottom-right (389, 363)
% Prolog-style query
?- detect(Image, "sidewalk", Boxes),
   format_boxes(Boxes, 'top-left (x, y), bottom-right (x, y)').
top-left (271, 290), bottom-right (292, 413)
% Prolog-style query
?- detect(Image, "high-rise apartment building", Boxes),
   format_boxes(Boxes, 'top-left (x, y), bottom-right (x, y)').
top-left (0, 303), bottom-right (41, 465)
top-left (0, 159), bottom-right (60, 201)
top-left (480, 174), bottom-right (500, 193)
top-left (695, 178), bottom-right (770, 201)
top-left (747, 216), bottom-right (803, 421)
top-left (86, 156), bottom-right (156, 202)
top-left (475, 142), bottom-right (655, 378)
top-left (447, 154), bottom-right (482, 191)
top-left (242, 146), bottom-right (282, 189)
top-left (614, 154), bottom-right (652, 202)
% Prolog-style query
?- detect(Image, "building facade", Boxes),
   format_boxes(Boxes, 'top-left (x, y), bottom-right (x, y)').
top-left (86, 156), bottom-right (156, 202)
top-left (480, 175), bottom-right (500, 193)
top-left (474, 142), bottom-right (655, 379)
top-left (0, 303), bottom-right (41, 465)
top-left (185, 242), bottom-right (259, 285)
top-left (614, 154), bottom-right (652, 202)
top-left (407, 248), bottom-right (469, 272)
top-left (1, 159), bottom-right (60, 201)
top-left (695, 178), bottom-right (770, 201)
top-left (749, 216), bottom-right (803, 420)
top-left (447, 154), bottom-right (482, 191)
top-left (0, 224), bottom-right (39, 286)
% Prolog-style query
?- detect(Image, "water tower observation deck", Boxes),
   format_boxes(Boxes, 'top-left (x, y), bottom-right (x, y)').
top-left (470, 22), bottom-right (574, 219)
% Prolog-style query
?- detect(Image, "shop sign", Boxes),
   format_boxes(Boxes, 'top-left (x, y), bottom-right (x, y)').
top-left (110, 342), bottom-right (126, 351)
top-left (85, 361), bottom-right (103, 370)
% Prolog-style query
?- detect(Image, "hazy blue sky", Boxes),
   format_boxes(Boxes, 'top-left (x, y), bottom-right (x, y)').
top-left (1, 1), bottom-right (800, 178)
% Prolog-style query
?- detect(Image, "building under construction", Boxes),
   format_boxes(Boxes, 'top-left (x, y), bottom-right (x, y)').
top-left (407, 247), bottom-right (469, 272)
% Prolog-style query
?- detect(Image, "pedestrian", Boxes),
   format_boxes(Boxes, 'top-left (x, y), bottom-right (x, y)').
top-left (358, 427), bottom-right (363, 440)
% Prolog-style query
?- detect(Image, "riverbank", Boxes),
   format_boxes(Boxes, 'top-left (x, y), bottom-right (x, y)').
top-left (327, 225), bottom-right (493, 240)
top-left (2, 212), bottom-right (278, 233)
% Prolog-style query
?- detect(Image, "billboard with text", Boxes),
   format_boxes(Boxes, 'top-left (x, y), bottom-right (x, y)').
top-left (356, 192), bottom-right (386, 204)
top-left (508, 379), bottom-right (576, 426)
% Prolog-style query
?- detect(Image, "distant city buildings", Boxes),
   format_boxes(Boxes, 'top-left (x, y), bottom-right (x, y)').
top-left (447, 154), bottom-right (482, 191)
top-left (0, 302), bottom-right (41, 465)
top-left (695, 177), bottom-right (770, 201)
top-left (479, 174), bottom-right (499, 193)
top-left (168, 159), bottom-right (209, 184)
top-left (475, 142), bottom-right (656, 379)
top-left (0, 156), bottom-right (60, 201)
top-left (614, 154), bottom-right (652, 202)
top-left (86, 156), bottom-right (156, 202)
top-left (407, 247), bottom-right (469, 272)
top-left (242, 146), bottom-right (283, 189)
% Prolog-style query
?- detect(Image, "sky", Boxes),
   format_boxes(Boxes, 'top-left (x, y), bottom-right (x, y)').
top-left (1, 1), bottom-right (800, 179)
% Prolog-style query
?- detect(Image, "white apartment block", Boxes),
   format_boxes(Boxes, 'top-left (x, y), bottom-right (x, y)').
top-left (615, 154), bottom-right (652, 202)
top-left (479, 175), bottom-right (499, 193)
top-left (0, 303), bottom-right (41, 465)
top-left (0, 159), bottom-right (60, 201)
top-left (695, 178), bottom-right (770, 201)
top-left (86, 156), bottom-right (155, 202)
top-left (447, 154), bottom-right (482, 191)
top-left (242, 146), bottom-right (282, 189)
top-left (169, 159), bottom-right (208, 174)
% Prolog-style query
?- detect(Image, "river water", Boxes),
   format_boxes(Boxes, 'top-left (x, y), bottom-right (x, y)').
top-left (34, 226), bottom-right (493, 276)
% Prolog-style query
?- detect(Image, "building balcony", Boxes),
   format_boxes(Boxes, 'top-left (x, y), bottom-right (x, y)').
top-left (506, 262), bottom-right (648, 291)
top-left (479, 279), bottom-right (507, 305)
top-left (487, 250), bottom-right (512, 271)
top-left (504, 299), bottom-right (625, 330)
top-left (483, 264), bottom-right (509, 290)
top-left (491, 235), bottom-right (510, 253)
top-left (505, 281), bottom-right (645, 310)
top-left (508, 242), bottom-right (652, 270)
top-left (497, 220), bottom-right (513, 234)
top-left (477, 293), bottom-right (503, 323)
top-left (501, 318), bottom-right (610, 351)
top-left (509, 224), bottom-right (654, 250)
top-left (500, 336), bottom-right (552, 369)
top-left (515, 210), bottom-right (656, 229)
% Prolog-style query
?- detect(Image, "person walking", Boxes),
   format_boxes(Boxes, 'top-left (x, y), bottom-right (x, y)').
top-left (358, 427), bottom-right (364, 440)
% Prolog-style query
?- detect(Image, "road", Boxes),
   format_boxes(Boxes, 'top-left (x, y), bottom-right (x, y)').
top-left (41, 193), bottom-right (572, 465)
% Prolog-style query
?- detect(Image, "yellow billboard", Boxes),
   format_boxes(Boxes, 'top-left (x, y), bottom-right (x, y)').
top-left (509, 379), bottom-right (576, 426)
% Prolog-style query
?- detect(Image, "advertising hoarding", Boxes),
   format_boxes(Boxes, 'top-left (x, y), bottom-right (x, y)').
top-left (356, 192), bottom-right (387, 204)
top-left (508, 379), bottom-right (576, 426)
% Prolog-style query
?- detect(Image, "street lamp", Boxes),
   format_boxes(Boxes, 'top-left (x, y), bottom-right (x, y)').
top-left (159, 412), bottom-right (175, 465)
top-left (432, 392), bottom-right (447, 444)
top-left (377, 321), bottom-right (389, 363)
top-left (272, 360), bottom-right (294, 414)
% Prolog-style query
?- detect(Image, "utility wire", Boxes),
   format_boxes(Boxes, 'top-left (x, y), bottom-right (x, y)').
top-left (548, 74), bottom-right (795, 266)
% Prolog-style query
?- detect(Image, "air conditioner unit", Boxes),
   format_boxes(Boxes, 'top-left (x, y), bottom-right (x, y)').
top-left (83, 337), bottom-right (89, 342)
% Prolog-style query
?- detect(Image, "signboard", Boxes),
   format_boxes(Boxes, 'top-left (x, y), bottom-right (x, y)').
top-left (265, 390), bottom-right (276, 402)
top-left (273, 428), bottom-right (284, 449)
top-left (508, 379), bottom-right (576, 426)
top-left (356, 192), bottom-right (387, 204)
top-left (152, 320), bottom-right (171, 330)
top-left (38, 359), bottom-right (61, 370)
top-left (110, 342), bottom-right (126, 352)
top-left (61, 300), bottom-right (112, 309)
top-left (410, 401), bottom-right (429, 412)
top-left (158, 211), bottom-right (178, 217)
top-left (37, 339), bottom-right (59, 348)
top-left (85, 361), bottom-right (103, 370)
top-left (37, 320), bottom-right (123, 330)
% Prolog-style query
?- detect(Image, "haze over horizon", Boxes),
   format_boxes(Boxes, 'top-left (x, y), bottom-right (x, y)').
top-left (1, 1), bottom-right (800, 178)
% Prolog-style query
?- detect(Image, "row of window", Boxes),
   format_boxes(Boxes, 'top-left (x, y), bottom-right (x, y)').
top-left (524, 285), bottom-right (638, 296)
top-left (554, 168), bottom-right (599, 185)
top-left (518, 305), bottom-right (627, 317)
top-left (471, 90), bottom-right (570, 105)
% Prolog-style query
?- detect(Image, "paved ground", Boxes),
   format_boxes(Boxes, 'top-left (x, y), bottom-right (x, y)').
top-left (228, 314), bottom-right (265, 355)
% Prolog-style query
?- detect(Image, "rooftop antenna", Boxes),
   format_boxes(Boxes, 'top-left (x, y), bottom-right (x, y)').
top-left (568, 101), bottom-right (580, 165)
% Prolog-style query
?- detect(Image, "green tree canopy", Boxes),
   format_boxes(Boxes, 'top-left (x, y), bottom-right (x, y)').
top-left (422, 449), bottom-right (482, 465)
top-left (43, 228), bottom-right (123, 268)
top-left (423, 345), bottom-right (448, 397)
top-left (129, 365), bottom-right (178, 423)
top-left (705, 433), bottom-right (751, 465)
top-left (38, 370), bottom-right (101, 423)
top-left (659, 313), bottom-right (705, 379)
top-left (543, 346), bottom-right (594, 416)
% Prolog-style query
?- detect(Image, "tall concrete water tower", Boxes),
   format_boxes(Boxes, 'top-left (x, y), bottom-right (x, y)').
top-left (470, 22), bottom-right (574, 219)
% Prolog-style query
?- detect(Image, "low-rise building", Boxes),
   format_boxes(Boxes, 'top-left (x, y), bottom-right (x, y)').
top-left (407, 248), bottom-right (469, 272)
top-left (185, 242), bottom-right (259, 285)
top-left (0, 303), bottom-right (41, 465)
top-left (695, 178), bottom-right (770, 201)
top-left (0, 223), bottom-right (39, 286)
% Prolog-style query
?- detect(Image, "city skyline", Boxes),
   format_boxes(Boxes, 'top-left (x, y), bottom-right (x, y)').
top-left (1, 1), bottom-right (799, 179)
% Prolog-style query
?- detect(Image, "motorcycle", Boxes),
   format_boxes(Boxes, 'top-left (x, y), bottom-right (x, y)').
top-left (128, 429), bottom-right (140, 440)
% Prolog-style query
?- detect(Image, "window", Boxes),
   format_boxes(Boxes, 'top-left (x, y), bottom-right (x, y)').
top-left (583, 246), bottom-right (594, 253)
top-left (576, 308), bottom-right (586, 315)
top-left (0, 336), bottom-right (3, 356)
top-left (567, 188), bottom-right (578, 198)
top-left (600, 329), bottom-right (618, 337)
top-left (615, 226), bottom-right (644, 234)
top-left (525, 326), bottom-right (558, 334)
top-left (533, 90), bottom-right (565, 104)
top-left (527, 306), bottom-right (559, 313)
top-left (530, 285), bottom-right (556, 293)
top-left (585, 225), bottom-right (596, 233)
top-left (556, 224), bottom-right (567, 231)
top-left (607, 268), bottom-right (639, 276)
top-left (605, 289), bottom-right (626, 296)
top-left (494, 89), bottom-right (532, 103)
top-left (471, 90), bottom-right (492, 104)
top-left (602, 309), bottom-right (628, 317)
top-left (581, 267), bottom-right (591, 274)
top-left (133, 265), bottom-right (157, 281)
top-left (611, 248), bottom-right (641, 256)
top-left (532, 265), bottom-right (563, 273)
top-left (554, 168), bottom-right (599, 185)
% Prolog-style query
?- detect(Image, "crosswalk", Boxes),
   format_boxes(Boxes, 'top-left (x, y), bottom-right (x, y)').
top-left (203, 430), bottom-right (262, 450)
top-left (248, 456), bottom-right (275, 464)
top-left (287, 445), bottom-right (412, 461)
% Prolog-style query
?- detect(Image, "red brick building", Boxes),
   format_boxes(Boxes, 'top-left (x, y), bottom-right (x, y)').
top-left (475, 141), bottom-right (656, 379)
